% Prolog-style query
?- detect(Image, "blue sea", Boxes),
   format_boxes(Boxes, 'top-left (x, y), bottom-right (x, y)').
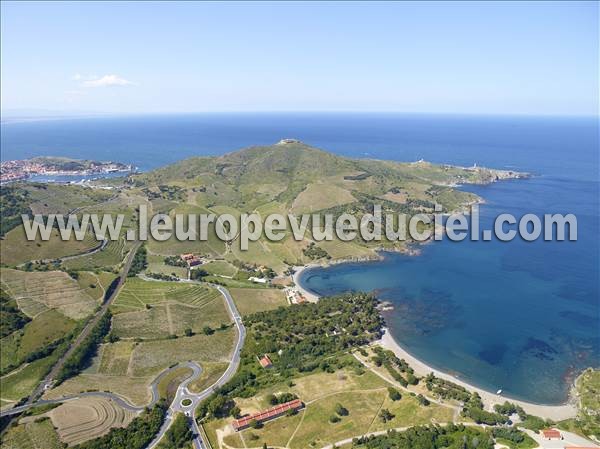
top-left (2, 113), bottom-right (598, 404)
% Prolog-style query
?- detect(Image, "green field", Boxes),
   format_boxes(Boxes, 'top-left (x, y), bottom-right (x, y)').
top-left (215, 365), bottom-right (454, 449)
top-left (1, 309), bottom-right (75, 371)
top-left (0, 226), bottom-right (100, 266)
top-left (111, 278), bottom-right (229, 338)
top-left (228, 287), bottom-right (287, 316)
top-left (201, 260), bottom-right (238, 277)
top-left (0, 416), bottom-right (63, 449)
top-left (1, 354), bottom-right (58, 402)
top-left (62, 237), bottom-right (131, 271)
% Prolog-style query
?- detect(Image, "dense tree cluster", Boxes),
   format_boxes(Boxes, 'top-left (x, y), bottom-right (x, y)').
top-left (56, 311), bottom-right (112, 384)
top-left (74, 401), bottom-right (167, 449)
top-left (128, 245), bottom-right (148, 277)
top-left (353, 424), bottom-right (494, 449)
top-left (244, 292), bottom-right (383, 371)
top-left (371, 346), bottom-right (418, 387)
top-left (302, 242), bottom-right (331, 260)
top-left (197, 293), bottom-right (383, 420)
top-left (0, 185), bottom-right (31, 236)
top-left (147, 272), bottom-right (180, 282)
top-left (266, 392), bottom-right (297, 406)
top-left (164, 256), bottom-right (188, 267)
top-left (489, 427), bottom-right (532, 445)
top-left (424, 372), bottom-right (471, 403)
top-left (461, 393), bottom-right (508, 426)
top-left (157, 413), bottom-right (193, 449)
top-left (0, 287), bottom-right (30, 338)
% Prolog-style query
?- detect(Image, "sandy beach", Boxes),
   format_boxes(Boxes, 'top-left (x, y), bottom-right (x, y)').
top-left (291, 264), bottom-right (324, 302)
top-left (293, 265), bottom-right (578, 421)
top-left (379, 328), bottom-right (577, 421)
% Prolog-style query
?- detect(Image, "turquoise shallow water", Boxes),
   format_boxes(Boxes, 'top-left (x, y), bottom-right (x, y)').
top-left (2, 113), bottom-right (598, 404)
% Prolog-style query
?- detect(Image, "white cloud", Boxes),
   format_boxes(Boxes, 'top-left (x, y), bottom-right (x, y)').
top-left (78, 74), bottom-right (134, 88)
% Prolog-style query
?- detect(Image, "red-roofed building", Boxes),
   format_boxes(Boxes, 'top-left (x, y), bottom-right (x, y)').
top-left (541, 429), bottom-right (562, 440)
top-left (258, 354), bottom-right (273, 368)
top-left (232, 399), bottom-right (303, 431)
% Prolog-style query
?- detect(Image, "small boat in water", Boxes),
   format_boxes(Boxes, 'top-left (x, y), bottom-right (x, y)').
top-left (496, 389), bottom-right (502, 395)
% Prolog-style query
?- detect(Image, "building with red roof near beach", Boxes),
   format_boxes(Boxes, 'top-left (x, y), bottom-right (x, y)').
top-left (231, 399), bottom-right (304, 431)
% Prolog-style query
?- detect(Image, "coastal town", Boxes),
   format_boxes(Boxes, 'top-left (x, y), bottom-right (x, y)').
top-left (0, 157), bottom-right (133, 183)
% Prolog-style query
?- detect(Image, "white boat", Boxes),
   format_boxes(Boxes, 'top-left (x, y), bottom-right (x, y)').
top-left (496, 389), bottom-right (502, 395)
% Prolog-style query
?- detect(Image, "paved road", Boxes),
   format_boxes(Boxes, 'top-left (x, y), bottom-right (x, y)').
top-left (2, 276), bottom-right (245, 449)
top-left (23, 241), bottom-right (141, 406)
top-left (145, 284), bottom-right (246, 449)
top-left (0, 360), bottom-right (201, 417)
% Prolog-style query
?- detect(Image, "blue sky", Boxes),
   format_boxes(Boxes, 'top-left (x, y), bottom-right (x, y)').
top-left (1, 1), bottom-right (597, 115)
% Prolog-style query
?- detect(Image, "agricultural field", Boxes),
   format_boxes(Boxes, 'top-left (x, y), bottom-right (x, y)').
top-left (0, 226), bottom-right (101, 266)
top-left (62, 237), bottom-right (131, 271)
top-left (128, 329), bottom-right (236, 377)
top-left (146, 254), bottom-right (188, 278)
top-left (0, 416), bottom-right (63, 449)
top-left (47, 396), bottom-right (137, 446)
top-left (45, 329), bottom-right (236, 406)
top-left (76, 271), bottom-right (118, 302)
top-left (111, 278), bottom-right (229, 337)
top-left (0, 268), bottom-right (95, 403)
top-left (0, 268), bottom-right (97, 320)
top-left (228, 287), bottom-right (287, 316)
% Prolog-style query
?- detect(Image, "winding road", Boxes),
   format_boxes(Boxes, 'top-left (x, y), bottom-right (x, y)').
top-left (2, 283), bottom-right (246, 449)
top-left (146, 285), bottom-right (246, 449)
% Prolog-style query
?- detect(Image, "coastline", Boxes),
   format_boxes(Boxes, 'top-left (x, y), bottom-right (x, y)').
top-left (379, 328), bottom-right (577, 421)
top-left (294, 262), bottom-right (578, 421)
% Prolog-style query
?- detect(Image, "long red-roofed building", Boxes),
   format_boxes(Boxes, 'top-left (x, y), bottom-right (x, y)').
top-left (232, 399), bottom-right (304, 431)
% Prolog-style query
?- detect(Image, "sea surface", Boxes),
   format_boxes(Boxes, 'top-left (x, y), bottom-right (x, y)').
top-left (2, 113), bottom-right (598, 404)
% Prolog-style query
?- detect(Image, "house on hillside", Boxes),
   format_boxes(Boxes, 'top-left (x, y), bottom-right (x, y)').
top-left (258, 354), bottom-right (273, 368)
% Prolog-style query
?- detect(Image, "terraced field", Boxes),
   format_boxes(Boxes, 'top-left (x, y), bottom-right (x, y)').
top-left (48, 396), bottom-right (136, 446)
top-left (0, 268), bottom-right (96, 320)
top-left (111, 278), bottom-right (220, 312)
top-left (0, 226), bottom-right (101, 266)
top-left (62, 237), bottom-right (130, 271)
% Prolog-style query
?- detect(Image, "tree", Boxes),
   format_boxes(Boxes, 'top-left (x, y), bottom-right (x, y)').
top-left (184, 327), bottom-right (193, 337)
top-left (334, 403), bottom-right (349, 416)
top-left (230, 406), bottom-right (241, 418)
top-left (379, 408), bottom-right (394, 423)
top-left (202, 325), bottom-right (214, 335)
top-left (388, 387), bottom-right (402, 401)
top-left (417, 394), bottom-right (430, 406)
top-left (329, 415), bottom-right (340, 423)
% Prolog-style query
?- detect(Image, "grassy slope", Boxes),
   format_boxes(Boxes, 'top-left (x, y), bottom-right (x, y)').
top-left (132, 142), bottom-right (515, 273)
